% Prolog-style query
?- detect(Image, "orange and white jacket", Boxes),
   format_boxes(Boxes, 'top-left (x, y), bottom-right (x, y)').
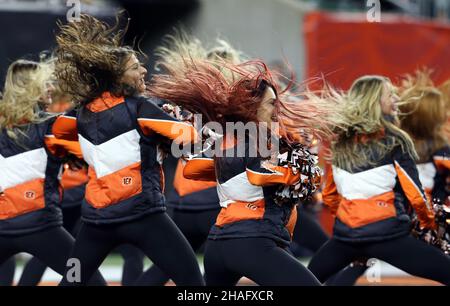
top-left (323, 144), bottom-right (436, 243)
top-left (53, 93), bottom-right (198, 224)
top-left (184, 137), bottom-right (299, 246)
top-left (0, 118), bottom-right (81, 235)
top-left (416, 145), bottom-right (449, 205)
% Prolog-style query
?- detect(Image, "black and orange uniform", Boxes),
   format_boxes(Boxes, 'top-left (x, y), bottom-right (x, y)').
top-left (286, 144), bottom-right (366, 285)
top-left (136, 159), bottom-right (220, 285)
top-left (0, 118), bottom-right (105, 285)
top-left (60, 164), bottom-right (145, 286)
top-left (291, 197), bottom-right (367, 286)
top-left (416, 146), bottom-right (449, 205)
top-left (307, 140), bottom-right (450, 285)
top-left (170, 159), bottom-right (219, 211)
top-left (18, 164), bottom-right (87, 286)
top-left (184, 137), bottom-right (320, 286)
top-left (18, 164), bottom-right (145, 286)
top-left (54, 92), bottom-right (204, 286)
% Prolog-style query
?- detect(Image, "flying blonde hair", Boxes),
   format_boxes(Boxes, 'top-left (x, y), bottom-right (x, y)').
top-left (317, 75), bottom-right (417, 171)
top-left (154, 31), bottom-right (245, 83)
top-left (0, 59), bottom-right (55, 140)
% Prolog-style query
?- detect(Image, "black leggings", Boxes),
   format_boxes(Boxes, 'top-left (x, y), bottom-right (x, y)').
top-left (59, 212), bottom-right (204, 286)
top-left (0, 226), bottom-right (106, 285)
top-left (308, 235), bottom-right (450, 285)
top-left (18, 206), bottom-right (144, 286)
top-left (292, 207), bottom-right (329, 255)
top-left (115, 244), bottom-right (144, 286)
top-left (292, 208), bottom-right (367, 285)
top-left (135, 208), bottom-right (219, 285)
top-left (19, 245), bottom-right (144, 286)
top-left (18, 205), bottom-right (82, 286)
top-left (0, 257), bottom-right (16, 286)
top-left (204, 237), bottom-right (321, 286)
top-left (0, 204), bottom-right (83, 286)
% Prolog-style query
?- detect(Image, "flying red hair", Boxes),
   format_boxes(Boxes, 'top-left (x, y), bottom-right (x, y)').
top-left (149, 56), bottom-right (338, 144)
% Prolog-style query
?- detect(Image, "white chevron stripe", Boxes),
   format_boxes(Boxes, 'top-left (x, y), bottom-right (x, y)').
top-left (217, 172), bottom-right (264, 207)
top-left (0, 148), bottom-right (48, 190)
top-left (332, 164), bottom-right (397, 200)
top-left (78, 129), bottom-right (141, 178)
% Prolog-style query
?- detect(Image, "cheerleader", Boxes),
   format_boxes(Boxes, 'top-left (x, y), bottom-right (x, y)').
top-left (399, 78), bottom-right (449, 206)
top-left (0, 59), bottom-right (105, 285)
top-left (53, 14), bottom-right (204, 286)
top-left (17, 94), bottom-right (145, 286)
top-left (135, 35), bottom-right (242, 286)
top-left (148, 47), bottom-right (345, 285)
top-left (307, 75), bottom-right (450, 285)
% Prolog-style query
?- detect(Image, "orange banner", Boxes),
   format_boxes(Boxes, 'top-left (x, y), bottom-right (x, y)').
top-left (304, 11), bottom-right (450, 89)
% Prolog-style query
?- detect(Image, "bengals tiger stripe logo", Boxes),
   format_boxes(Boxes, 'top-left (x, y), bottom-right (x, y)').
top-left (246, 203), bottom-right (258, 211)
top-left (122, 177), bottom-right (133, 186)
top-left (24, 191), bottom-right (36, 200)
top-left (377, 201), bottom-right (388, 208)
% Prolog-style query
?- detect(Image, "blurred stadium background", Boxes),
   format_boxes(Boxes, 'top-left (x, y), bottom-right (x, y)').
top-left (1, 0), bottom-right (449, 285)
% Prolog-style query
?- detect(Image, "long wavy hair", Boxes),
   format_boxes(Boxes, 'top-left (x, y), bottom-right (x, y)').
top-left (438, 79), bottom-right (450, 141)
top-left (55, 13), bottom-right (142, 105)
top-left (323, 75), bottom-right (417, 171)
top-left (149, 44), bottom-right (337, 146)
top-left (400, 86), bottom-right (447, 162)
top-left (0, 59), bottom-right (54, 140)
top-left (154, 31), bottom-right (245, 85)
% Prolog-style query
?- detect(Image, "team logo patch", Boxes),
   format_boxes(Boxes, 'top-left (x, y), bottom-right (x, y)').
top-left (246, 203), bottom-right (258, 211)
top-left (377, 201), bottom-right (388, 208)
top-left (122, 177), bottom-right (133, 186)
top-left (24, 191), bottom-right (36, 200)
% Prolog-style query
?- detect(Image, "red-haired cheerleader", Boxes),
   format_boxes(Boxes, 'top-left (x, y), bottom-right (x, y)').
top-left (135, 35), bottom-right (241, 286)
top-left (148, 48), bottom-right (343, 285)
